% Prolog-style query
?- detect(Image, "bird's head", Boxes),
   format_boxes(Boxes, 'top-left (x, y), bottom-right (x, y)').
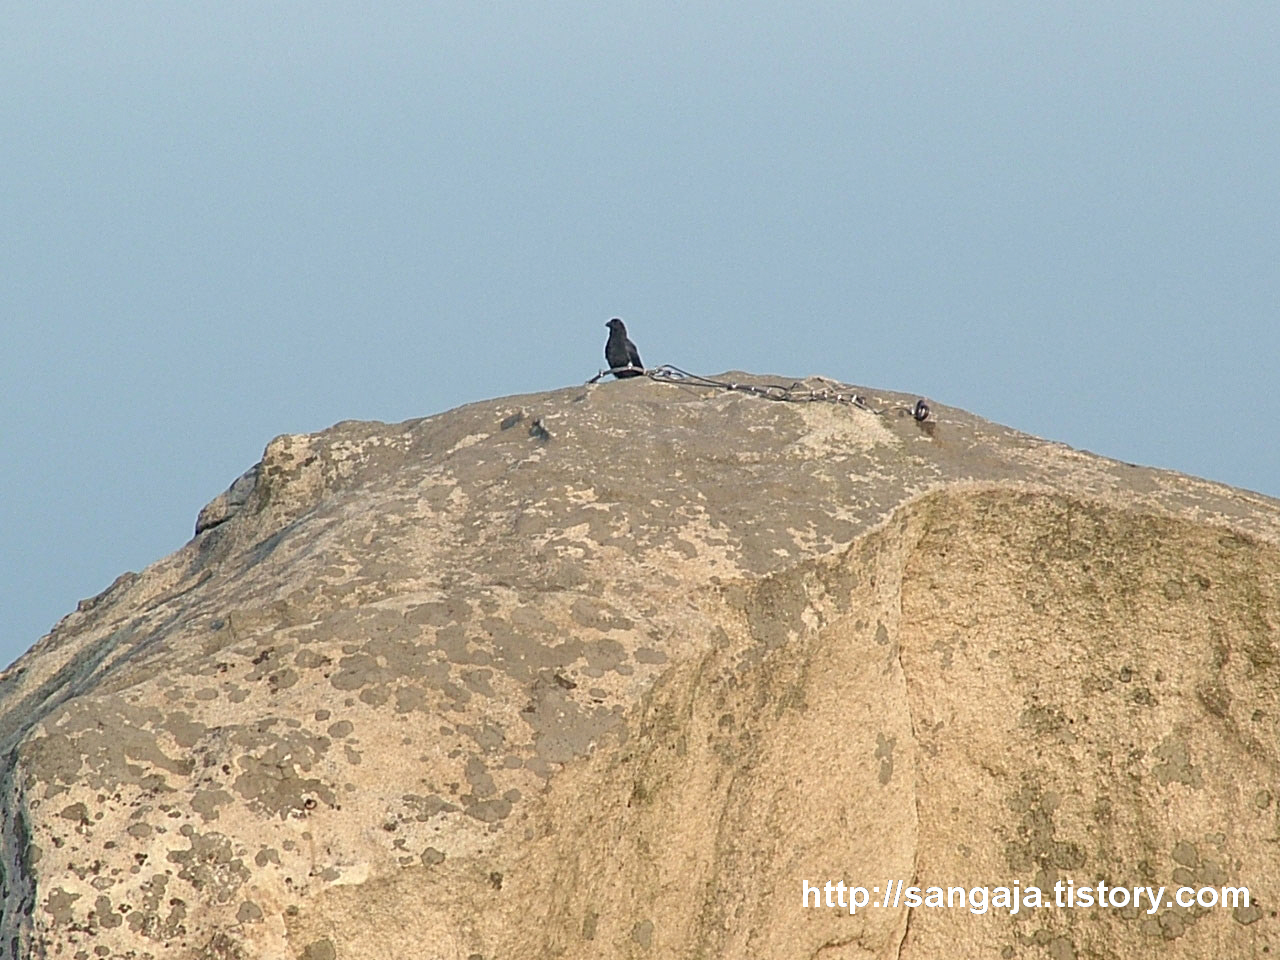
top-left (606, 318), bottom-right (625, 333)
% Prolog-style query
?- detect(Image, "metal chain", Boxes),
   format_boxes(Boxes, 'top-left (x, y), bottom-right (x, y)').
top-left (588, 364), bottom-right (931, 421)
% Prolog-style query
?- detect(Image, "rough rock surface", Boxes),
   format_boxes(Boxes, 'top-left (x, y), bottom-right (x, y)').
top-left (1, 374), bottom-right (1277, 960)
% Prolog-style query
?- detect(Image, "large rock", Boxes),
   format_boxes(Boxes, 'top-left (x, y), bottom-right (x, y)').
top-left (1, 374), bottom-right (1277, 959)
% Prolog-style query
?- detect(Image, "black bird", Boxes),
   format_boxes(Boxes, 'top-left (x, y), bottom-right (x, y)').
top-left (604, 318), bottom-right (644, 378)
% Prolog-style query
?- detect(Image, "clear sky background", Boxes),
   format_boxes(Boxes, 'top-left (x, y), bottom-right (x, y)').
top-left (3, 3), bottom-right (1277, 669)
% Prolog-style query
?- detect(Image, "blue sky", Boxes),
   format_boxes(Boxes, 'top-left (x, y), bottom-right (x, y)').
top-left (3, 2), bottom-right (1277, 667)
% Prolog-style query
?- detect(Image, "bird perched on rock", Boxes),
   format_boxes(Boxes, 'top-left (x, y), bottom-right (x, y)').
top-left (604, 318), bottom-right (644, 378)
